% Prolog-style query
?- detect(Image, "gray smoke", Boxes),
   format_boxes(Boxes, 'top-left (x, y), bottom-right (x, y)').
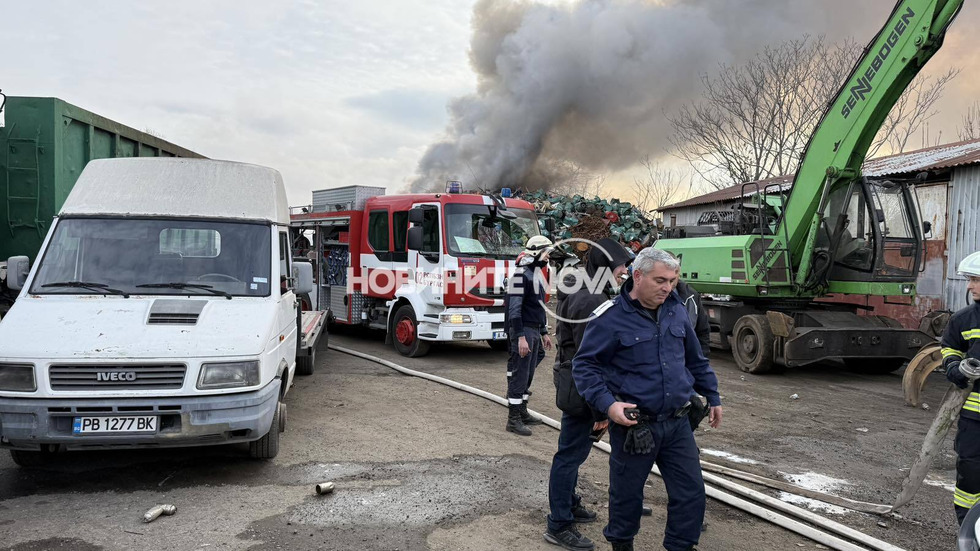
top-left (411, 0), bottom-right (882, 192)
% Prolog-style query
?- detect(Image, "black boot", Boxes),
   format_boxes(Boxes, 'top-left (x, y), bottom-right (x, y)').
top-left (610, 542), bottom-right (633, 551)
top-left (507, 404), bottom-right (532, 436)
top-left (521, 400), bottom-right (543, 425)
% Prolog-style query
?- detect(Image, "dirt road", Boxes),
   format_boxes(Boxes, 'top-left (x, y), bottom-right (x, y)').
top-left (0, 328), bottom-right (959, 550)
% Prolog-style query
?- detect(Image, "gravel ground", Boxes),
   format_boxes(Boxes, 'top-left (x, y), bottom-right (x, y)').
top-left (0, 326), bottom-right (959, 550)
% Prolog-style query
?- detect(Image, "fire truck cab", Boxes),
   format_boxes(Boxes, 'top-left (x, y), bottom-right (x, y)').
top-left (290, 185), bottom-right (543, 357)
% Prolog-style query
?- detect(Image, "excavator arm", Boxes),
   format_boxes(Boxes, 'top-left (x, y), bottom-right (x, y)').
top-left (787, 0), bottom-right (962, 286)
top-left (660, 0), bottom-right (962, 299)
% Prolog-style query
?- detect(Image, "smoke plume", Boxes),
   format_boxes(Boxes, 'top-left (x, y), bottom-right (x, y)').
top-left (411, 0), bottom-right (880, 192)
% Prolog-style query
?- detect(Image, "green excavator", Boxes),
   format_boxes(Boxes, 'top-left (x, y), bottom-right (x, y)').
top-left (659, 0), bottom-right (963, 374)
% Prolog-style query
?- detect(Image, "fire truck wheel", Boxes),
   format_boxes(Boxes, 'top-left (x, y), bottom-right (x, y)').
top-left (487, 339), bottom-right (509, 352)
top-left (392, 304), bottom-right (431, 357)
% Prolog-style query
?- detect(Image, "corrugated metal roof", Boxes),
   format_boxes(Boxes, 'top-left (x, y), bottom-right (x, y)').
top-left (661, 138), bottom-right (980, 211)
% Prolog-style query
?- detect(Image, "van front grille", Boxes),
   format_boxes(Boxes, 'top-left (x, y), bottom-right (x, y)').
top-left (49, 365), bottom-right (186, 390)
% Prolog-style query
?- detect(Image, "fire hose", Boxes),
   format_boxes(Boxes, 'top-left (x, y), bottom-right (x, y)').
top-left (329, 344), bottom-right (906, 551)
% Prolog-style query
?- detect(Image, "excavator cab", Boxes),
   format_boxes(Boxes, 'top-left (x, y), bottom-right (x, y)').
top-left (815, 177), bottom-right (924, 285)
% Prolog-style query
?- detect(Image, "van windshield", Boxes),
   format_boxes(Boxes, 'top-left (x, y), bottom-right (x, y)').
top-left (30, 218), bottom-right (272, 297)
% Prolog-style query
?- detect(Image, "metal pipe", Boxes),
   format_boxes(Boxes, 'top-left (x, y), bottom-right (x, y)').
top-left (699, 461), bottom-right (891, 514)
top-left (329, 344), bottom-right (905, 551)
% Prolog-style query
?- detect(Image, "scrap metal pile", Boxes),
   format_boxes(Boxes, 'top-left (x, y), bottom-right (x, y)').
top-left (520, 190), bottom-right (660, 255)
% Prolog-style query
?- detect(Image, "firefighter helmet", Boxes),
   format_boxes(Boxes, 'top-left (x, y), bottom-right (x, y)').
top-left (957, 251), bottom-right (980, 278)
top-left (523, 235), bottom-right (553, 257)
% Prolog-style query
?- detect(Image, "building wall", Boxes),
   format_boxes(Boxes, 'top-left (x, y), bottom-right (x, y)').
top-left (946, 166), bottom-right (980, 311)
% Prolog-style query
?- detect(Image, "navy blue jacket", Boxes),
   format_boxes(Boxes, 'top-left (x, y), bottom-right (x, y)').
top-left (507, 264), bottom-right (548, 335)
top-left (942, 302), bottom-right (980, 420)
top-left (572, 279), bottom-right (721, 416)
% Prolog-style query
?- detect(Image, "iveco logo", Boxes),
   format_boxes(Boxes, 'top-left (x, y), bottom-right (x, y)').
top-left (96, 372), bottom-right (137, 382)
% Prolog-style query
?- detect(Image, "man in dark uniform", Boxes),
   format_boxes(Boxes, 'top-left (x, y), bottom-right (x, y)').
top-left (943, 251), bottom-right (980, 524)
top-left (545, 238), bottom-right (632, 550)
top-left (574, 248), bottom-right (722, 551)
top-left (674, 279), bottom-right (710, 358)
top-left (505, 235), bottom-right (554, 436)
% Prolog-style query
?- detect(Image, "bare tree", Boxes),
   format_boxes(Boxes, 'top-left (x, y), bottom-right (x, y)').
top-left (958, 101), bottom-right (980, 141)
top-left (632, 156), bottom-right (681, 215)
top-left (669, 36), bottom-right (958, 190)
top-left (868, 68), bottom-right (959, 156)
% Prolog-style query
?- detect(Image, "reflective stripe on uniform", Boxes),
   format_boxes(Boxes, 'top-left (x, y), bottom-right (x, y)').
top-left (963, 329), bottom-right (980, 341)
top-left (964, 393), bottom-right (980, 414)
top-left (944, 347), bottom-right (967, 359)
top-left (955, 487), bottom-right (980, 509)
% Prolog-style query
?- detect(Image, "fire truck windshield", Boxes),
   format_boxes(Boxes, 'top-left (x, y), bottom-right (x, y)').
top-left (444, 204), bottom-right (541, 259)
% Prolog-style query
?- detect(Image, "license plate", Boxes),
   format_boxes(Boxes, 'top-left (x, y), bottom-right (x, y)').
top-left (492, 331), bottom-right (506, 340)
top-left (73, 416), bottom-right (157, 434)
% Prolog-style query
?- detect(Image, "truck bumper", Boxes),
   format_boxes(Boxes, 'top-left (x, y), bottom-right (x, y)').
top-left (419, 309), bottom-right (507, 342)
top-left (0, 379), bottom-right (280, 451)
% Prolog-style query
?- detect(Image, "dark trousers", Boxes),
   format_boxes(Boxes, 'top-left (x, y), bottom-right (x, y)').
top-left (604, 416), bottom-right (704, 551)
top-left (955, 416), bottom-right (980, 524)
top-left (506, 329), bottom-right (544, 404)
top-left (548, 412), bottom-right (595, 532)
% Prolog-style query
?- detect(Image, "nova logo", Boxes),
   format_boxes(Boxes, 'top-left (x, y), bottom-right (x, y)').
top-left (97, 372), bottom-right (137, 382)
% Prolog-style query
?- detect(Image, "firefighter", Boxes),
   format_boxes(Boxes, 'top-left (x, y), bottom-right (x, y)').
top-left (505, 235), bottom-right (554, 436)
top-left (945, 250), bottom-right (980, 525)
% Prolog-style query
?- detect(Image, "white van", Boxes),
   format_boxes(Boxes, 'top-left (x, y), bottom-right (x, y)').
top-left (0, 158), bottom-right (324, 465)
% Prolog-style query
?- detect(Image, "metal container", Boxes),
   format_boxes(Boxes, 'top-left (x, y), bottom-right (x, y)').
top-left (0, 97), bottom-right (204, 261)
top-left (312, 185), bottom-right (385, 213)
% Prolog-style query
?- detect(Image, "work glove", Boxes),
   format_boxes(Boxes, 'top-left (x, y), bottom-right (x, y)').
top-left (946, 364), bottom-right (970, 389)
top-left (948, 357), bottom-right (980, 389)
top-left (623, 421), bottom-right (655, 455)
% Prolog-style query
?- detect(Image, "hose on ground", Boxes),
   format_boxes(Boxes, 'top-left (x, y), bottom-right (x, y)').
top-left (329, 344), bottom-right (906, 551)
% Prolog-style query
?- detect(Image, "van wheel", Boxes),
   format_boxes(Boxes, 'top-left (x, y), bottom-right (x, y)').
top-left (10, 449), bottom-right (52, 468)
top-left (296, 348), bottom-right (315, 376)
top-left (249, 401), bottom-right (282, 459)
top-left (392, 305), bottom-right (431, 357)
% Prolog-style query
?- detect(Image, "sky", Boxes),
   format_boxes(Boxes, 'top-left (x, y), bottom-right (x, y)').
top-left (2, 0), bottom-right (978, 206)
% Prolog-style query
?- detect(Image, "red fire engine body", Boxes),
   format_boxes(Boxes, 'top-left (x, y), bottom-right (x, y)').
top-left (290, 186), bottom-right (543, 357)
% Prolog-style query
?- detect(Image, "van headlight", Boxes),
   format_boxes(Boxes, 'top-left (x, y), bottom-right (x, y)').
top-left (197, 361), bottom-right (260, 389)
top-left (0, 363), bottom-right (36, 392)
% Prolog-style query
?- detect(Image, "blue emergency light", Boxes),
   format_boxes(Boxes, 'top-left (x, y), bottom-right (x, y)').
top-left (500, 187), bottom-right (512, 198)
top-left (446, 180), bottom-right (463, 193)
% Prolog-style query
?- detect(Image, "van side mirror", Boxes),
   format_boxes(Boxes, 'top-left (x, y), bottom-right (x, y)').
top-left (407, 226), bottom-right (423, 251)
top-left (409, 208), bottom-right (424, 225)
top-left (922, 220), bottom-right (932, 237)
top-left (5, 256), bottom-right (29, 291)
top-left (544, 218), bottom-right (556, 233)
top-left (292, 261), bottom-right (314, 295)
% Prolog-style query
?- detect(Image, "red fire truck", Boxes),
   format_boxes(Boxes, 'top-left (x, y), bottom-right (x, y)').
top-left (290, 185), bottom-right (545, 357)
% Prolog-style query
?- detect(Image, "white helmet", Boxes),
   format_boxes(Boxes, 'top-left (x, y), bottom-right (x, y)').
top-left (523, 235), bottom-right (553, 257)
top-left (958, 251), bottom-right (980, 278)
